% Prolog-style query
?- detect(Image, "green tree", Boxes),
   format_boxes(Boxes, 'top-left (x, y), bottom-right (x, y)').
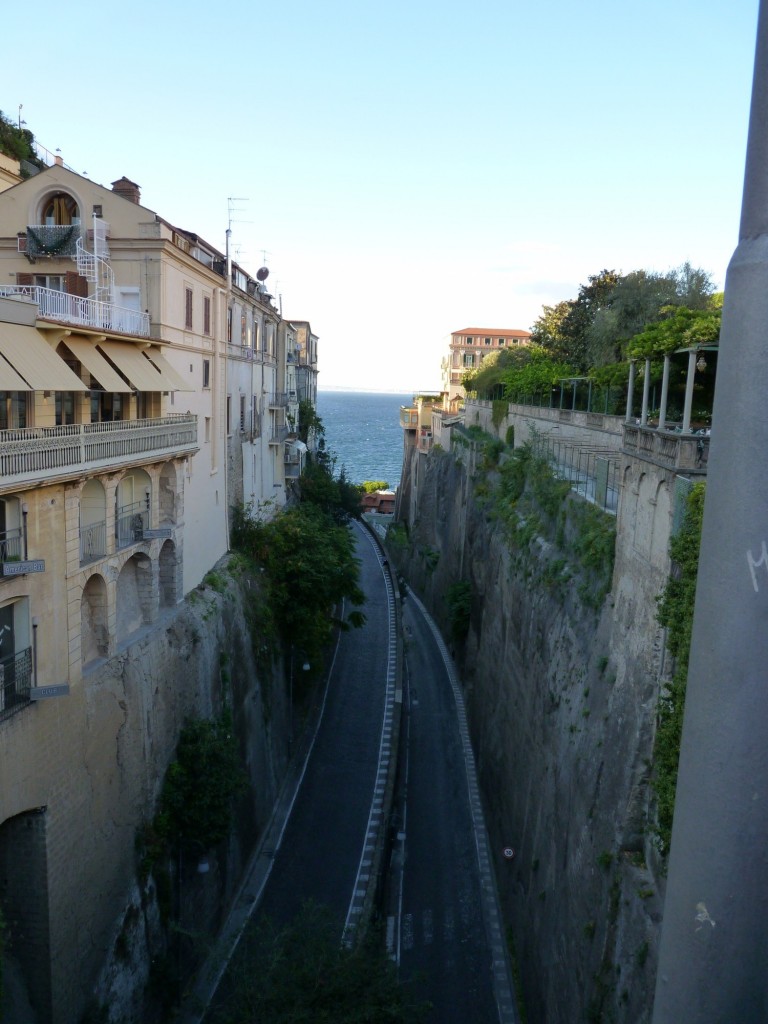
top-left (231, 502), bottom-right (366, 661)
top-left (218, 902), bottom-right (430, 1023)
top-left (156, 712), bottom-right (246, 849)
top-left (0, 110), bottom-right (45, 173)
top-left (361, 480), bottom-right (390, 493)
top-left (499, 346), bottom-right (578, 403)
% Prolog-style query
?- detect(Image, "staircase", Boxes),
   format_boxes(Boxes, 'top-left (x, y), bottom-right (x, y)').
top-left (75, 215), bottom-right (114, 304)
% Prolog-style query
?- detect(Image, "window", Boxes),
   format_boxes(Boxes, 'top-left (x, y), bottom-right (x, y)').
top-left (498, 338), bottom-right (506, 346)
top-left (34, 275), bottom-right (64, 291)
top-left (202, 359), bottom-right (210, 389)
top-left (203, 296), bottom-right (211, 336)
top-left (0, 393), bottom-right (28, 430)
top-left (485, 337), bottom-right (491, 346)
top-left (226, 396), bottom-right (231, 434)
top-left (204, 417), bottom-right (211, 443)
top-left (240, 395), bottom-right (246, 432)
top-left (56, 392), bottom-right (76, 426)
top-left (185, 287), bottom-right (193, 330)
top-left (42, 192), bottom-right (80, 226)
top-left (227, 307), bottom-right (233, 343)
top-left (463, 353), bottom-right (474, 367)
top-left (0, 598), bottom-right (32, 716)
top-left (241, 315), bottom-right (247, 346)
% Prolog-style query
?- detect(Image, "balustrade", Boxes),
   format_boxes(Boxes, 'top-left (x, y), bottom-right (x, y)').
top-left (0, 284), bottom-right (150, 336)
top-left (0, 414), bottom-right (198, 488)
top-left (0, 646), bottom-right (32, 719)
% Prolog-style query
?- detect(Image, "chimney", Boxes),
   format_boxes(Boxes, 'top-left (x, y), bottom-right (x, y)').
top-left (111, 177), bottom-right (141, 204)
top-left (54, 154), bottom-right (63, 166)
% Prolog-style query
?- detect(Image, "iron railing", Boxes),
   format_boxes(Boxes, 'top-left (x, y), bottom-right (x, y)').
top-left (0, 284), bottom-right (150, 336)
top-left (0, 528), bottom-right (23, 563)
top-left (116, 502), bottom-right (149, 549)
top-left (80, 520), bottom-right (107, 564)
top-left (531, 435), bottom-right (621, 515)
top-left (0, 646), bottom-right (32, 720)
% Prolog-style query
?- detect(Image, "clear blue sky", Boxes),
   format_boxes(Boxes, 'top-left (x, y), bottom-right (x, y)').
top-left (4, 0), bottom-right (759, 391)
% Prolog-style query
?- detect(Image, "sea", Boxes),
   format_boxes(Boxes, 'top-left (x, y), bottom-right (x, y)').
top-left (316, 389), bottom-right (413, 490)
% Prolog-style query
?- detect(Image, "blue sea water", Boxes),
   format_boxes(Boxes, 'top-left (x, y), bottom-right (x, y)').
top-left (316, 390), bottom-right (412, 489)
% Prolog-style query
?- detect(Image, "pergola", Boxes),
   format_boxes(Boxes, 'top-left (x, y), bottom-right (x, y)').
top-left (625, 345), bottom-right (719, 433)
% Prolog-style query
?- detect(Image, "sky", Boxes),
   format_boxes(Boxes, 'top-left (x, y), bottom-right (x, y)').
top-left (3, 0), bottom-right (760, 391)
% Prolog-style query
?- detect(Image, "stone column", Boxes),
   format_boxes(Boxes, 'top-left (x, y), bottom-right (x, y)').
top-left (641, 358), bottom-right (651, 425)
top-left (652, 5), bottom-right (768, 1021)
top-left (681, 349), bottom-right (697, 433)
top-left (658, 355), bottom-right (671, 430)
top-left (625, 360), bottom-right (636, 421)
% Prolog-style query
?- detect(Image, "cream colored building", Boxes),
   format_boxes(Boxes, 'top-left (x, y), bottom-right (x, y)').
top-left (441, 326), bottom-right (532, 402)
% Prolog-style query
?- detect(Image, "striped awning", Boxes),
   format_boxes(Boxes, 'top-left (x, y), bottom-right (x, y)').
top-left (62, 337), bottom-right (132, 393)
top-left (142, 347), bottom-right (195, 391)
top-left (0, 323), bottom-right (87, 391)
top-left (97, 341), bottom-right (166, 392)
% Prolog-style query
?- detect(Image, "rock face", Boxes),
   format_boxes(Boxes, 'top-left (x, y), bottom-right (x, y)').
top-left (392, 443), bottom-right (671, 1024)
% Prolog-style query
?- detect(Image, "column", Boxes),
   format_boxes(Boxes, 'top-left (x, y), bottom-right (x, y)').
top-left (681, 349), bottom-right (697, 433)
top-left (640, 358), bottom-right (651, 425)
top-left (658, 354), bottom-right (671, 430)
top-left (625, 360), bottom-right (636, 422)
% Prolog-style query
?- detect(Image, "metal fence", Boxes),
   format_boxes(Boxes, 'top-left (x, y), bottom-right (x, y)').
top-left (531, 434), bottom-right (621, 515)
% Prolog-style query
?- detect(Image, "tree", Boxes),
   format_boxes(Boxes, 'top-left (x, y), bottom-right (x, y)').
top-left (231, 502), bottom-right (366, 661)
top-left (218, 902), bottom-right (430, 1023)
top-left (499, 346), bottom-right (579, 403)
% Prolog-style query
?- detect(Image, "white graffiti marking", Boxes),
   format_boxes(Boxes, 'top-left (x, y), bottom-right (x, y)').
top-left (746, 540), bottom-right (768, 593)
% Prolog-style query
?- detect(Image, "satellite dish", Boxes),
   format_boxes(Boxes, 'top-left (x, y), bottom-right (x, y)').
top-left (256, 266), bottom-right (270, 281)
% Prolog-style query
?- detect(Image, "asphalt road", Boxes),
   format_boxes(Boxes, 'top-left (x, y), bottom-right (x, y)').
top-left (200, 522), bottom-right (394, 1019)
top-left (388, 592), bottom-right (513, 1023)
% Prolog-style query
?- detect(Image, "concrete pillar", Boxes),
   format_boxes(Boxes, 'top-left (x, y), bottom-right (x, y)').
top-left (658, 355), bottom-right (671, 430)
top-left (625, 360), bottom-right (637, 421)
top-left (681, 349), bottom-right (697, 433)
top-left (641, 358), bottom-right (651, 425)
top-left (652, 6), bottom-right (768, 1021)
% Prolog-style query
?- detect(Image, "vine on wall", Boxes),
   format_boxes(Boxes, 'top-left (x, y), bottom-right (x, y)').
top-left (653, 482), bottom-right (706, 854)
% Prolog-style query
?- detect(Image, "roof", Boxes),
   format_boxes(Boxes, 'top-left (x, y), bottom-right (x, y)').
top-left (453, 327), bottom-right (532, 337)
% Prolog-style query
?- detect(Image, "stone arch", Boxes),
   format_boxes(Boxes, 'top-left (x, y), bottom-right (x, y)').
top-left (159, 540), bottom-right (179, 608)
top-left (650, 478), bottom-right (673, 572)
top-left (159, 463), bottom-right (178, 525)
top-left (80, 573), bottom-right (108, 664)
top-left (38, 190), bottom-right (80, 225)
top-left (116, 553), bottom-right (156, 643)
top-left (80, 478), bottom-right (107, 564)
top-left (0, 809), bottom-right (51, 1022)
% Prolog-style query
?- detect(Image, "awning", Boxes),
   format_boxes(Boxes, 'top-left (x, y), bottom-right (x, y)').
top-left (0, 323), bottom-right (87, 391)
top-left (142, 346), bottom-right (195, 391)
top-left (97, 341), bottom-right (165, 392)
top-left (0, 353), bottom-right (31, 390)
top-left (62, 337), bottom-right (132, 393)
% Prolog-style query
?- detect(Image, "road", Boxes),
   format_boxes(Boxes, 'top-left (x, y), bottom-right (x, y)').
top-left (387, 588), bottom-right (518, 1024)
top-left (190, 522), bottom-right (516, 1022)
top-left (196, 521), bottom-right (396, 1020)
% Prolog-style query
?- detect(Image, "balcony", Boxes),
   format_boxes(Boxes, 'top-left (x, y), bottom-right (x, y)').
top-left (0, 414), bottom-right (198, 490)
top-left (116, 502), bottom-right (150, 550)
top-left (269, 425), bottom-right (289, 445)
top-left (622, 423), bottom-right (710, 474)
top-left (268, 392), bottom-right (288, 408)
top-left (21, 224), bottom-right (80, 258)
top-left (400, 406), bottom-right (418, 429)
top-left (0, 528), bottom-right (23, 562)
top-left (80, 520), bottom-right (107, 564)
top-left (0, 285), bottom-right (150, 337)
top-left (0, 646), bottom-right (32, 721)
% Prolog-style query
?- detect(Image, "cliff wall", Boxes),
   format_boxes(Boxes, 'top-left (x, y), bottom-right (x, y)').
top-left (1, 559), bottom-right (288, 1024)
top-left (391, 440), bottom-right (676, 1024)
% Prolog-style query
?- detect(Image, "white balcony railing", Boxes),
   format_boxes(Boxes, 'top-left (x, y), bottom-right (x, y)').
top-left (0, 415), bottom-right (198, 489)
top-left (0, 285), bottom-right (150, 337)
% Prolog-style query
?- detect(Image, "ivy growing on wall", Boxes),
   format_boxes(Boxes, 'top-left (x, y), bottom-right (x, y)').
top-left (652, 482), bottom-right (706, 854)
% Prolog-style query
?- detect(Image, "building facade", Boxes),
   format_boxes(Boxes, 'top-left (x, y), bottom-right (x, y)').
top-left (441, 326), bottom-right (532, 402)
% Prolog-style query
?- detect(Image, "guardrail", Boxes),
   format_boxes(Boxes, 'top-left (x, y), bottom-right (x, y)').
top-left (0, 284), bottom-right (150, 337)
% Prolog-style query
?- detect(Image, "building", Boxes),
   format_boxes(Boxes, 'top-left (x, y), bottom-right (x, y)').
top-left (441, 326), bottom-right (532, 402)
top-left (0, 157), bottom-right (316, 1020)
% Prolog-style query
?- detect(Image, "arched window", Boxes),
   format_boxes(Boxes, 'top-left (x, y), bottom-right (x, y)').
top-left (41, 192), bottom-right (80, 226)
